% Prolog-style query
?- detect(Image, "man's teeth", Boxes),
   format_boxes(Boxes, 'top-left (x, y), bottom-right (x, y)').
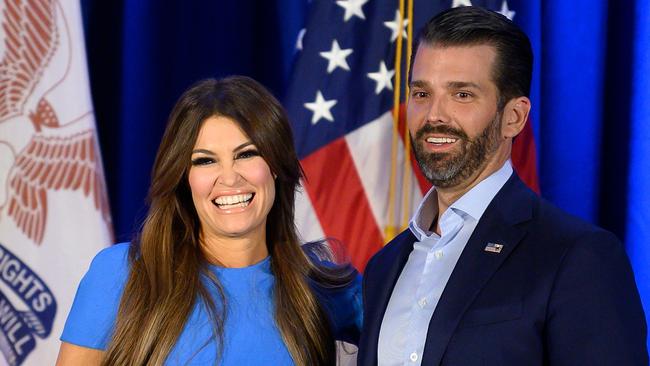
top-left (426, 137), bottom-right (457, 144)
top-left (213, 193), bottom-right (253, 207)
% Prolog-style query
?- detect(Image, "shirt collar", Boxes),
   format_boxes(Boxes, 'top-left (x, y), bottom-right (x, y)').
top-left (409, 160), bottom-right (513, 240)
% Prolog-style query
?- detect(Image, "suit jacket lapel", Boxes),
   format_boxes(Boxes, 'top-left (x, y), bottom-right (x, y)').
top-left (360, 229), bottom-right (416, 365)
top-left (420, 175), bottom-right (536, 365)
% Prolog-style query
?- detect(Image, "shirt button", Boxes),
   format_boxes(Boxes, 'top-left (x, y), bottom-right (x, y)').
top-left (418, 297), bottom-right (427, 308)
top-left (410, 352), bottom-right (418, 362)
top-left (434, 250), bottom-right (443, 259)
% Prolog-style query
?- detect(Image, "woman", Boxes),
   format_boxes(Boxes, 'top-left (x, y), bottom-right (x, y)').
top-left (56, 76), bottom-right (361, 365)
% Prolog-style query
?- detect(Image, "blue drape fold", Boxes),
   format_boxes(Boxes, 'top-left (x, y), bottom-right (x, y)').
top-left (627, 0), bottom-right (650, 344)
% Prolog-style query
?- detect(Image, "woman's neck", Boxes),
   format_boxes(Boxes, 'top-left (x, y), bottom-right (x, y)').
top-left (200, 233), bottom-right (269, 268)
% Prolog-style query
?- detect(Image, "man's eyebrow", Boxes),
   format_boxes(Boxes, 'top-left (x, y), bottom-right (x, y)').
top-left (409, 80), bottom-right (429, 89)
top-left (447, 81), bottom-right (482, 90)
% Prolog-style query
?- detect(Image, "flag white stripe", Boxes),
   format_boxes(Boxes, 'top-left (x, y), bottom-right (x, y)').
top-left (295, 181), bottom-right (326, 243)
top-left (345, 111), bottom-right (423, 234)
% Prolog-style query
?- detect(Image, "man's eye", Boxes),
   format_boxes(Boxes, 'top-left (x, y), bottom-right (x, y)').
top-left (411, 91), bottom-right (428, 98)
top-left (191, 157), bottom-right (214, 166)
top-left (456, 92), bottom-right (471, 99)
top-left (236, 149), bottom-right (260, 159)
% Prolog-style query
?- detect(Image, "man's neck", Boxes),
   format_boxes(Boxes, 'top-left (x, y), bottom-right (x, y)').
top-left (432, 151), bottom-right (510, 235)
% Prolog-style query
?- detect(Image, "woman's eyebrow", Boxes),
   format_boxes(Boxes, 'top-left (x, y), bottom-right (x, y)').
top-left (233, 141), bottom-right (254, 152)
top-left (191, 148), bottom-right (214, 155)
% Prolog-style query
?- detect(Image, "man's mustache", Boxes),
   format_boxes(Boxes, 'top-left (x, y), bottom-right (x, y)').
top-left (414, 124), bottom-right (468, 141)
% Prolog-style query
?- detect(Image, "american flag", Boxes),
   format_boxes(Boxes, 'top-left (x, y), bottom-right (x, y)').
top-left (285, 0), bottom-right (538, 271)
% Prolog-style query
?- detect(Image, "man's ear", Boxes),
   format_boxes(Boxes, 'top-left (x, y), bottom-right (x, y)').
top-left (502, 96), bottom-right (531, 139)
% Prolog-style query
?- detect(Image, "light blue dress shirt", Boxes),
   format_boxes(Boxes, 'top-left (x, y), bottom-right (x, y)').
top-left (377, 161), bottom-right (513, 366)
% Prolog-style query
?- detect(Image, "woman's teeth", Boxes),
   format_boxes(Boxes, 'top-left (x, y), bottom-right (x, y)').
top-left (213, 193), bottom-right (253, 208)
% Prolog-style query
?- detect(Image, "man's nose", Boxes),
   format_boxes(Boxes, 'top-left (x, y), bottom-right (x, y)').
top-left (425, 95), bottom-right (450, 125)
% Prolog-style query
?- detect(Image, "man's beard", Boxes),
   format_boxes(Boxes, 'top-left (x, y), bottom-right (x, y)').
top-left (411, 112), bottom-right (503, 188)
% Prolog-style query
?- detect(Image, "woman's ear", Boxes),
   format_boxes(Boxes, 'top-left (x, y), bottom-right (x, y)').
top-left (502, 96), bottom-right (531, 139)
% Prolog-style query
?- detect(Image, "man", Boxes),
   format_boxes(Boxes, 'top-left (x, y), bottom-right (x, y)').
top-left (358, 6), bottom-right (647, 366)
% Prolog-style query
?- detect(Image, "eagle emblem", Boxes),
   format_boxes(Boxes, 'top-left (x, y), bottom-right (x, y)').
top-left (0, 0), bottom-right (111, 245)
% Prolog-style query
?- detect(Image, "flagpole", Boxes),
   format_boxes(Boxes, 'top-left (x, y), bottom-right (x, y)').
top-left (400, 0), bottom-right (415, 231)
top-left (385, 0), bottom-right (407, 243)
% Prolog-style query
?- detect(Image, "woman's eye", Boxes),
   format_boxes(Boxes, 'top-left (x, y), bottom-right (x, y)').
top-left (191, 157), bottom-right (214, 166)
top-left (236, 149), bottom-right (260, 159)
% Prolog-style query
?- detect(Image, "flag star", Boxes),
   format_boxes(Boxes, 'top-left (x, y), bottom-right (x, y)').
top-left (384, 10), bottom-right (408, 42)
top-left (304, 91), bottom-right (337, 124)
top-left (452, 0), bottom-right (472, 7)
top-left (296, 28), bottom-right (306, 51)
top-left (497, 0), bottom-right (516, 20)
top-left (367, 61), bottom-right (395, 94)
top-left (320, 40), bottom-right (353, 73)
top-left (336, 0), bottom-right (368, 21)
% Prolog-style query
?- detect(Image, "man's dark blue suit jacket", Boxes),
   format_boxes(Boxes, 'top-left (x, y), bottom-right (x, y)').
top-left (358, 173), bottom-right (647, 365)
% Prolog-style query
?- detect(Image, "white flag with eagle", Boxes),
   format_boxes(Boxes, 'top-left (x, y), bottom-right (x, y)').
top-left (0, 0), bottom-right (112, 364)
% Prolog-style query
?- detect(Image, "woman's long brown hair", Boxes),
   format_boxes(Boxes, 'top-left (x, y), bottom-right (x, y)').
top-left (102, 76), bottom-right (351, 365)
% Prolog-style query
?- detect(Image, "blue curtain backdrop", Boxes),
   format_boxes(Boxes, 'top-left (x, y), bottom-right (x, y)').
top-left (81, 0), bottom-right (649, 344)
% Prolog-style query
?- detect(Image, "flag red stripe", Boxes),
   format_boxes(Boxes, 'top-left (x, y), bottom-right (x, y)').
top-left (397, 103), bottom-right (432, 195)
top-left (300, 138), bottom-right (384, 272)
top-left (512, 119), bottom-right (540, 193)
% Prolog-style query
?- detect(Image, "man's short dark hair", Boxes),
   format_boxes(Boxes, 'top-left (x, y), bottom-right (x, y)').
top-left (412, 6), bottom-right (533, 108)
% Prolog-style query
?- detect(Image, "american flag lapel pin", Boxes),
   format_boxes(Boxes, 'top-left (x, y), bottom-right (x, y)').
top-left (484, 242), bottom-right (504, 254)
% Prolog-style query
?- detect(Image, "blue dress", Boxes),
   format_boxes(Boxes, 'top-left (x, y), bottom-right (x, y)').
top-left (61, 243), bottom-right (362, 365)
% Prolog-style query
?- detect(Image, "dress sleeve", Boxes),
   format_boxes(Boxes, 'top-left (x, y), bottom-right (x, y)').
top-left (313, 272), bottom-right (364, 345)
top-left (60, 243), bottom-right (130, 350)
top-left (302, 242), bottom-right (364, 344)
top-left (335, 273), bottom-right (363, 345)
